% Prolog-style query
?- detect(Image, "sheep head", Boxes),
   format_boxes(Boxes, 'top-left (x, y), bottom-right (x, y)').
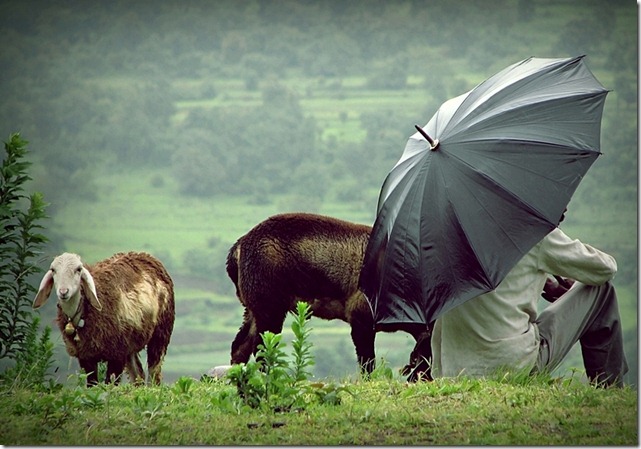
top-left (33, 253), bottom-right (103, 317)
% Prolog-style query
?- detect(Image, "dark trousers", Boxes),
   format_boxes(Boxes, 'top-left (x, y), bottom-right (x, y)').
top-left (534, 282), bottom-right (628, 387)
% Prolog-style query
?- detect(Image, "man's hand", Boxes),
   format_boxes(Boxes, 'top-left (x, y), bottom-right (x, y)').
top-left (541, 275), bottom-right (575, 303)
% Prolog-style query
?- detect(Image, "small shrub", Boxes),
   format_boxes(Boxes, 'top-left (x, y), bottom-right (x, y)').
top-left (224, 302), bottom-right (351, 412)
top-left (368, 358), bottom-right (394, 381)
top-left (0, 316), bottom-right (56, 391)
top-left (133, 389), bottom-right (166, 420)
top-left (172, 376), bottom-right (196, 396)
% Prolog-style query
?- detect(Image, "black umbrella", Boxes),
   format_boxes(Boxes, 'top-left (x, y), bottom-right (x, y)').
top-left (359, 55), bottom-right (608, 330)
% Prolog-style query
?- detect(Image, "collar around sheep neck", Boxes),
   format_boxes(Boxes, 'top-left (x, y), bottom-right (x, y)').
top-left (58, 296), bottom-right (84, 327)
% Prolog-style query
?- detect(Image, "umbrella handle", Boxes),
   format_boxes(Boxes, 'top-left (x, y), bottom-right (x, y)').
top-left (414, 125), bottom-right (439, 150)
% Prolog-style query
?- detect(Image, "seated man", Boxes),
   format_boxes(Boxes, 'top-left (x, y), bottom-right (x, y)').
top-left (430, 212), bottom-right (628, 387)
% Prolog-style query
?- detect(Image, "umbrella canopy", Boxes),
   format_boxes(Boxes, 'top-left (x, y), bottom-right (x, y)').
top-left (359, 55), bottom-right (608, 330)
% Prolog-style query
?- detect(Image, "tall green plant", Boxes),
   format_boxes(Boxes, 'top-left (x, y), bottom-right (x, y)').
top-left (226, 301), bottom-right (343, 412)
top-left (290, 301), bottom-right (314, 383)
top-left (0, 133), bottom-right (53, 388)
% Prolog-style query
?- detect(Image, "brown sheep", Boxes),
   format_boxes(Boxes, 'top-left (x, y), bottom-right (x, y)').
top-left (33, 251), bottom-right (175, 386)
top-left (226, 212), bottom-right (433, 379)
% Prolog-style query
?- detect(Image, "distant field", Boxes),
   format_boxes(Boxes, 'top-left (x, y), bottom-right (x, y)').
top-left (49, 167), bottom-right (375, 265)
top-left (175, 75), bottom-right (432, 144)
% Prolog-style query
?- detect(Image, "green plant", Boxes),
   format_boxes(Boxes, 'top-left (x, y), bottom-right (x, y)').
top-left (225, 301), bottom-right (349, 412)
top-left (13, 382), bottom-right (109, 436)
top-left (227, 330), bottom-right (299, 412)
top-left (77, 386), bottom-right (108, 409)
top-left (289, 301), bottom-right (315, 383)
top-left (368, 358), bottom-right (394, 380)
top-left (72, 361), bottom-right (108, 385)
top-left (0, 133), bottom-right (53, 390)
top-left (0, 316), bottom-right (55, 391)
top-left (97, 361), bottom-right (108, 384)
top-left (133, 389), bottom-right (165, 420)
top-left (41, 390), bottom-right (77, 430)
top-left (226, 362), bottom-right (265, 409)
top-left (309, 380), bottom-right (353, 406)
top-left (172, 376), bottom-right (196, 396)
top-left (256, 331), bottom-right (296, 410)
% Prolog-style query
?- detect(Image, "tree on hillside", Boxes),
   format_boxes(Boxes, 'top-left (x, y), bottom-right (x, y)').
top-left (172, 81), bottom-right (321, 199)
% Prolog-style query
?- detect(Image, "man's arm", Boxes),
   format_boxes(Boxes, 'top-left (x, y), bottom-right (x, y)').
top-left (539, 228), bottom-right (617, 286)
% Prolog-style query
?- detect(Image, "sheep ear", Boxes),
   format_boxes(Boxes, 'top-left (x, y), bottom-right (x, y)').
top-left (81, 267), bottom-right (102, 311)
top-left (33, 269), bottom-right (54, 309)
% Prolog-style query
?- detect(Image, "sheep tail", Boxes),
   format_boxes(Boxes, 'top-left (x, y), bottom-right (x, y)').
top-left (226, 240), bottom-right (240, 294)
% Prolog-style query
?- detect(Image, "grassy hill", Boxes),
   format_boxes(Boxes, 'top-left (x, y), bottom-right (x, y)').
top-left (0, 375), bottom-right (637, 445)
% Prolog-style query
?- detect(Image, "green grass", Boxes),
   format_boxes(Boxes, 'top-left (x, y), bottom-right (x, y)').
top-left (0, 375), bottom-right (636, 445)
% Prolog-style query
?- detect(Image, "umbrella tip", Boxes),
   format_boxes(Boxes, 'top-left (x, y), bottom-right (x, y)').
top-left (414, 125), bottom-right (440, 150)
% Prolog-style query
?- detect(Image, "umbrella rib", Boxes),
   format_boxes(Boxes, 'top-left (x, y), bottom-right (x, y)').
top-left (402, 165), bottom-right (424, 295)
top-left (443, 57), bottom-right (608, 138)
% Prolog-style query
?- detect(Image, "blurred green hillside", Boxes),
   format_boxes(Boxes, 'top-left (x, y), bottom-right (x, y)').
top-left (0, 0), bottom-right (636, 385)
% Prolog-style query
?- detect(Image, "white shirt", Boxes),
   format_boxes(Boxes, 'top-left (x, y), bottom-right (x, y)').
top-left (431, 227), bottom-right (617, 378)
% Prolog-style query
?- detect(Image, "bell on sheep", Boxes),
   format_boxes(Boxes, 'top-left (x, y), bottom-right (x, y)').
top-left (64, 322), bottom-right (76, 336)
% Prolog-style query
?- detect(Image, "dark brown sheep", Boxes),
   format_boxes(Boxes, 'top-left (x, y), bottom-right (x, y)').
top-left (33, 251), bottom-right (175, 386)
top-left (226, 212), bottom-right (432, 379)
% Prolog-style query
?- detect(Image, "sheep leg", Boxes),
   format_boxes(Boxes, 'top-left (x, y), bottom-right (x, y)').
top-left (146, 354), bottom-right (165, 386)
top-left (106, 360), bottom-right (125, 384)
top-left (147, 321), bottom-right (172, 385)
top-left (350, 312), bottom-right (377, 375)
top-left (252, 309), bottom-right (287, 366)
top-left (231, 305), bottom-right (287, 366)
top-left (126, 353), bottom-right (146, 385)
top-left (79, 359), bottom-right (99, 386)
top-left (231, 309), bottom-right (257, 364)
top-left (402, 325), bottom-right (434, 382)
